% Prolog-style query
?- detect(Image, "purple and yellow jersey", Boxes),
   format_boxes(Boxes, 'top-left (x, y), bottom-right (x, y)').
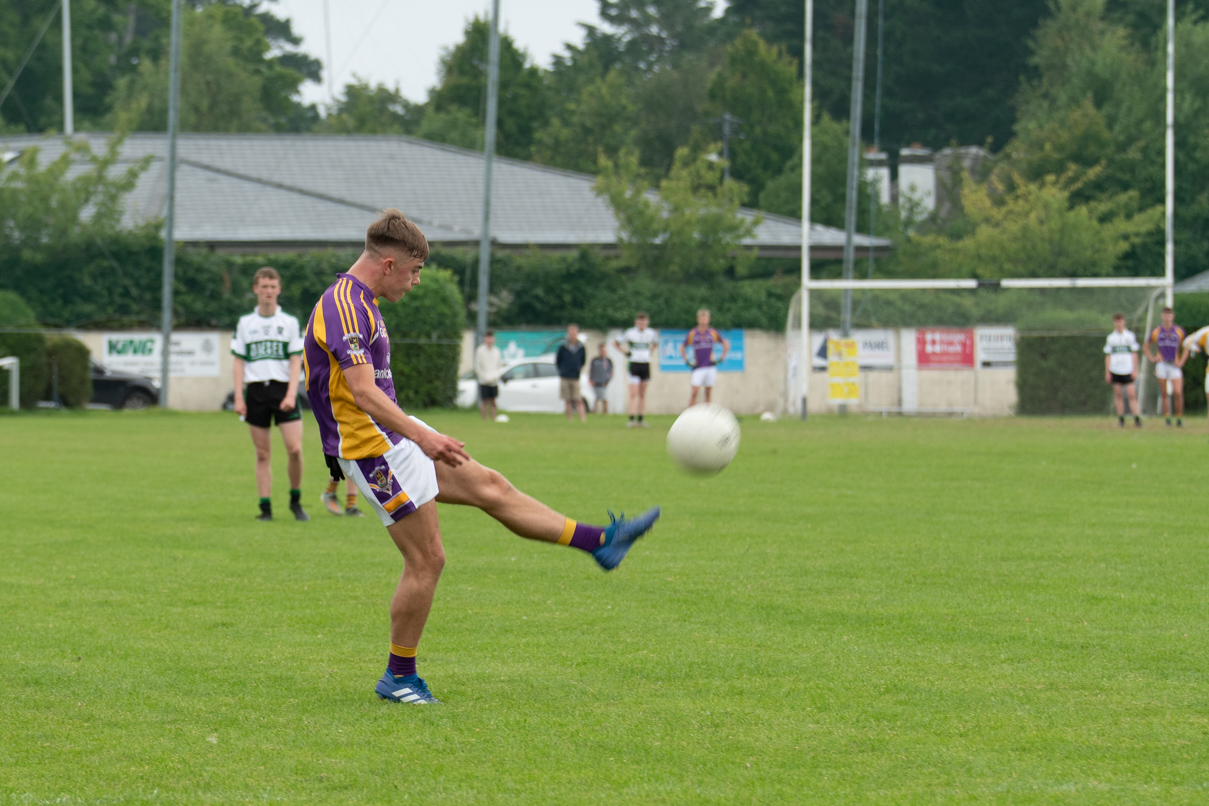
top-left (303, 273), bottom-right (402, 460)
top-left (1149, 324), bottom-right (1185, 363)
top-left (685, 327), bottom-right (724, 368)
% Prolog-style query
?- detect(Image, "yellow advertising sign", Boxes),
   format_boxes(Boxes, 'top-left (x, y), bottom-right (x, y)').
top-left (827, 339), bottom-right (860, 403)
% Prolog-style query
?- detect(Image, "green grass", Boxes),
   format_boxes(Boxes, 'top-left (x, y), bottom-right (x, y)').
top-left (2, 410), bottom-right (1208, 804)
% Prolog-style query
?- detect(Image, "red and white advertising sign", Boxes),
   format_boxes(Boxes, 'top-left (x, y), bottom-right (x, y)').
top-left (916, 328), bottom-right (975, 368)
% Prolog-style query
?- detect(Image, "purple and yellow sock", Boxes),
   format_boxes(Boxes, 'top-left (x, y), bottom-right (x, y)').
top-left (325, 478), bottom-right (339, 495)
top-left (388, 642), bottom-right (417, 678)
top-left (346, 492), bottom-right (358, 509)
top-left (558, 518), bottom-right (606, 552)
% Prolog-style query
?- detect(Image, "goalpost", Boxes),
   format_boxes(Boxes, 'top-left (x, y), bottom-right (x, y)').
top-left (788, 276), bottom-right (1170, 418)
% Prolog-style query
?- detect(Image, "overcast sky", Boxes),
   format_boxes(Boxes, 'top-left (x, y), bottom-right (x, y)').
top-left (271, 0), bottom-right (727, 109)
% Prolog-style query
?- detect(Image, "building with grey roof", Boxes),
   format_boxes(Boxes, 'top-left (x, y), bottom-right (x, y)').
top-left (0, 132), bottom-right (891, 258)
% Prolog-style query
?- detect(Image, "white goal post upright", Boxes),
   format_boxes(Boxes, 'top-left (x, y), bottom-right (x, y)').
top-left (798, 0), bottom-right (813, 420)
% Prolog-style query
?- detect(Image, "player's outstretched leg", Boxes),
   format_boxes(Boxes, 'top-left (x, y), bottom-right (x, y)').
top-left (434, 459), bottom-right (660, 571)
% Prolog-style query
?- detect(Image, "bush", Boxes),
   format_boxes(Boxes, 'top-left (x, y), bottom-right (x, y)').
top-left (45, 335), bottom-right (93, 408)
top-left (376, 268), bottom-right (465, 409)
top-left (1017, 333), bottom-right (1112, 415)
top-left (0, 291), bottom-right (48, 409)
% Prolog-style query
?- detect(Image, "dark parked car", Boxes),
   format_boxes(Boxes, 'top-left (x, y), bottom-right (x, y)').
top-left (89, 360), bottom-right (160, 409)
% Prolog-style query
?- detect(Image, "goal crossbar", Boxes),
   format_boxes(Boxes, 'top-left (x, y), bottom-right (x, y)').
top-left (804, 277), bottom-right (1169, 291)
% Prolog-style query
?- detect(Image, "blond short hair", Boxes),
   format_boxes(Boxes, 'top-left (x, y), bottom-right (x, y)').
top-left (697, 308), bottom-right (710, 317)
top-left (253, 266), bottom-right (280, 286)
top-left (366, 208), bottom-right (429, 261)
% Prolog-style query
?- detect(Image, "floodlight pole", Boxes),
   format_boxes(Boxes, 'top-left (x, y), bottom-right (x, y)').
top-left (159, 0), bottom-right (183, 405)
top-left (61, 0), bottom-right (73, 135)
top-left (799, 0), bottom-right (813, 420)
top-left (475, 0), bottom-right (501, 347)
top-left (1164, 0), bottom-right (1175, 308)
top-left (840, 0), bottom-right (870, 340)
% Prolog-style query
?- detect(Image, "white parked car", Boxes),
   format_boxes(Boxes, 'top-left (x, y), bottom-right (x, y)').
top-left (457, 354), bottom-right (590, 413)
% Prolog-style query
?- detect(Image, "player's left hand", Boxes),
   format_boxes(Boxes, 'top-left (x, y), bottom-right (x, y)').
top-left (416, 430), bottom-right (470, 467)
top-left (280, 394), bottom-right (296, 411)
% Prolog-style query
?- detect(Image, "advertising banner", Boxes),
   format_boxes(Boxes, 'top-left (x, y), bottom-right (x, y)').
top-left (102, 332), bottom-right (221, 378)
top-left (493, 330), bottom-right (568, 364)
top-left (916, 328), bottom-right (975, 368)
top-left (976, 326), bottom-right (1017, 367)
top-left (828, 338), bottom-right (860, 402)
top-left (658, 329), bottom-right (745, 373)
top-left (811, 329), bottom-right (896, 369)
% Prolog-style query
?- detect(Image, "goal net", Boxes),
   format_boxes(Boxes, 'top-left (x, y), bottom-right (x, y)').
top-left (784, 278), bottom-right (1170, 417)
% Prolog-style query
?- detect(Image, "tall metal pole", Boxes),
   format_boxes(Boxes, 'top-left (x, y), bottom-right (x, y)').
top-left (159, 0), bottom-right (183, 405)
top-left (476, 0), bottom-right (501, 346)
top-left (61, 0), bottom-right (73, 135)
top-left (323, 0), bottom-right (334, 104)
top-left (840, 0), bottom-right (870, 338)
top-left (799, 0), bottom-right (813, 419)
top-left (722, 112), bottom-right (732, 182)
top-left (1164, 0), bottom-right (1175, 308)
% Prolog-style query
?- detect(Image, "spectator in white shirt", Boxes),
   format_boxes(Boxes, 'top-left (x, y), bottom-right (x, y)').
top-left (475, 331), bottom-right (503, 421)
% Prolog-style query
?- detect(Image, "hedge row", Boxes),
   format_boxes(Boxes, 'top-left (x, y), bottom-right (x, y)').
top-left (0, 291), bottom-right (92, 408)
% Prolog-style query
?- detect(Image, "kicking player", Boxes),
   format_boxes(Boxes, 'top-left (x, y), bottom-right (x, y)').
top-left (680, 308), bottom-right (729, 407)
top-left (1104, 312), bottom-right (1142, 428)
top-left (303, 210), bottom-right (660, 705)
top-left (1181, 325), bottom-right (1209, 417)
top-left (1143, 306), bottom-right (1186, 427)
top-left (232, 267), bottom-right (309, 521)
top-left (615, 312), bottom-right (657, 427)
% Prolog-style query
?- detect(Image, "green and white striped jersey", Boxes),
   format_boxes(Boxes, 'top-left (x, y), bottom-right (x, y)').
top-left (232, 306), bottom-right (303, 383)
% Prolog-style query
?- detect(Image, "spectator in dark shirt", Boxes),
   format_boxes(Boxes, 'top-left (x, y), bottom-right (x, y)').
top-left (556, 324), bottom-right (587, 422)
top-left (589, 344), bottom-right (614, 414)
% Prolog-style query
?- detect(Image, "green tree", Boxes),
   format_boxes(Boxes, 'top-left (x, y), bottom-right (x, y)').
top-left (701, 29), bottom-right (800, 203)
top-left (533, 69), bottom-right (636, 173)
top-left (427, 17), bottom-right (547, 159)
top-left (1011, 0), bottom-right (1209, 278)
top-left (595, 146), bottom-right (761, 279)
top-left (320, 79), bottom-right (420, 134)
top-left (723, 0), bottom-right (1052, 151)
top-left (107, 3), bottom-right (317, 132)
top-left (0, 1), bottom-right (317, 134)
top-left (757, 110), bottom-right (869, 229)
top-left (599, 0), bottom-right (722, 72)
top-left (914, 168), bottom-right (1161, 279)
top-left (415, 107), bottom-right (483, 151)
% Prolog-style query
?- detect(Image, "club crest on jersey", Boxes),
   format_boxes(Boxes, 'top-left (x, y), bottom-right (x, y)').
top-left (367, 466), bottom-right (394, 494)
top-left (345, 332), bottom-right (364, 353)
top-left (277, 326), bottom-right (284, 335)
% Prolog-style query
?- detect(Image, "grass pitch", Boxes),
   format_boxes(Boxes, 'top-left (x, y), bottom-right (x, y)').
top-left (1, 410), bottom-right (1207, 804)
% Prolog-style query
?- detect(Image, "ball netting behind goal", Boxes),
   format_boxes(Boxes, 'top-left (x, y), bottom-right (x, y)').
top-left (784, 281), bottom-right (1170, 417)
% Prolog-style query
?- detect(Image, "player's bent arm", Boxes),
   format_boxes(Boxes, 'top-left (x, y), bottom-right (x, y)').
top-left (343, 363), bottom-right (469, 466)
top-left (233, 357), bottom-right (247, 415)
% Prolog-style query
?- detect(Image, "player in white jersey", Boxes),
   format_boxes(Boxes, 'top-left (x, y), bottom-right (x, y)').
top-left (231, 267), bottom-right (309, 520)
top-left (1104, 312), bottom-right (1141, 428)
top-left (614, 312), bottom-right (658, 427)
top-left (1181, 325), bottom-right (1209, 417)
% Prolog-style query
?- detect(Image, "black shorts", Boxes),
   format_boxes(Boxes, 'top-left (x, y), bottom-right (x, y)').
top-left (244, 380), bottom-right (301, 427)
top-left (628, 361), bottom-right (651, 382)
top-left (479, 383), bottom-right (499, 400)
top-left (1110, 373), bottom-right (1135, 385)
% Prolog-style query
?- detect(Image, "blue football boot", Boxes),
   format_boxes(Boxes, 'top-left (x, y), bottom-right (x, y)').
top-left (375, 671), bottom-right (441, 704)
top-left (591, 506), bottom-right (661, 571)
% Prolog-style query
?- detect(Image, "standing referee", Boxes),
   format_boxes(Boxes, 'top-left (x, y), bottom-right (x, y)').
top-left (232, 267), bottom-right (309, 521)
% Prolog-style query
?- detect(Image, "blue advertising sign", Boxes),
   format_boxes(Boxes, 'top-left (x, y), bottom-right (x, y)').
top-left (658, 329), bottom-right (745, 373)
top-left (494, 330), bottom-right (568, 364)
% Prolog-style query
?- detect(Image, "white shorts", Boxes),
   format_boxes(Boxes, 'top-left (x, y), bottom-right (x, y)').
top-left (339, 416), bottom-right (439, 527)
top-left (1155, 362), bottom-right (1182, 380)
top-left (690, 366), bottom-right (718, 388)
